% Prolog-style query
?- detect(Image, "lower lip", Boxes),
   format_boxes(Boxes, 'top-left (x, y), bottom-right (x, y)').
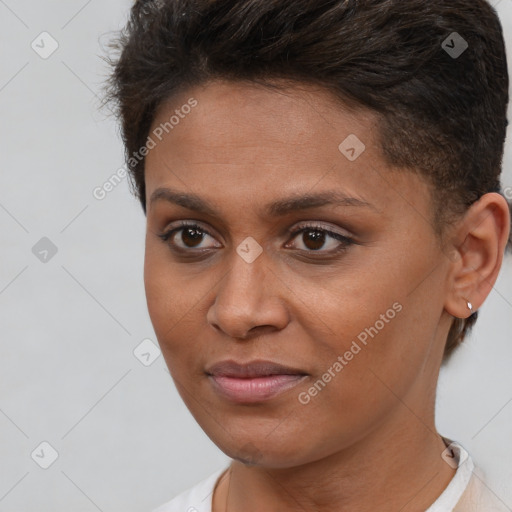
top-left (209, 374), bottom-right (307, 403)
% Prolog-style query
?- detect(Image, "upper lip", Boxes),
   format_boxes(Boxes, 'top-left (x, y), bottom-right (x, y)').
top-left (206, 359), bottom-right (308, 378)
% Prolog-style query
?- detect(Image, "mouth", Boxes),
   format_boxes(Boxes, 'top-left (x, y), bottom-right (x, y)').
top-left (205, 359), bottom-right (309, 404)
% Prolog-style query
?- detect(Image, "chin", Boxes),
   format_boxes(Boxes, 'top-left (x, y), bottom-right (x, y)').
top-left (211, 431), bottom-right (316, 469)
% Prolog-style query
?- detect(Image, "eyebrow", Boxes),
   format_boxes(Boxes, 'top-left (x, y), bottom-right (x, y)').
top-left (149, 187), bottom-right (376, 217)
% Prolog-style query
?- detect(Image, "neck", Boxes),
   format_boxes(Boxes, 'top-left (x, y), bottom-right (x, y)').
top-left (213, 408), bottom-right (456, 512)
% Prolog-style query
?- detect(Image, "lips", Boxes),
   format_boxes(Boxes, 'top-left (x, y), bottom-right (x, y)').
top-left (205, 359), bottom-right (307, 378)
top-left (205, 360), bottom-right (308, 403)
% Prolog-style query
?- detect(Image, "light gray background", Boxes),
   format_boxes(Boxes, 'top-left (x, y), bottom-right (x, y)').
top-left (0, 1), bottom-right (511, 511)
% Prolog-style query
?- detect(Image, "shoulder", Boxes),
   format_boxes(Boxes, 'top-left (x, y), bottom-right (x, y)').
top-left (433, 438), bottom-right (510, 512)
top-left (151, 467), bottom-right (228, 512)
top-left (455, 466), bottom-right (511, 512)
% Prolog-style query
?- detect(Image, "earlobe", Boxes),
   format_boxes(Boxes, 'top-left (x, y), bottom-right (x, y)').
top-left (444, 192), bottom-right (510, 319)
top-left (464, 298), bottom-right (474, 316)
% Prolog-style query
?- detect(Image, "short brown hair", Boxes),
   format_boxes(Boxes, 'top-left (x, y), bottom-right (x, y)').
top-left (102, 0), bottom-right (512, 359)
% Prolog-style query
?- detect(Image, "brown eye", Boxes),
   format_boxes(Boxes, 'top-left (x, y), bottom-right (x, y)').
top-left (158, 223), bottom-right (221, 251)
top-left (300, 229), bottom-right (327, 251)
top-left (179, 226), bottom-right (206, 248)
top-left (287, 224), bottom-right (354, 253)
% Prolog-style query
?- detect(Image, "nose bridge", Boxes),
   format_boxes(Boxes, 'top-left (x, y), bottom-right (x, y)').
top-left (219, 247), bottom-right (267, 314)
top-left (207, 244), bottom-right (287, 338)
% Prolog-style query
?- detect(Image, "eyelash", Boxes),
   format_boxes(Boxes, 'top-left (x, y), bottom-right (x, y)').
top-left (156, 221), bottom-right (354, 256)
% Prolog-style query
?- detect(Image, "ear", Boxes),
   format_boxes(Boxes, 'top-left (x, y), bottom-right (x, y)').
top-left (444, 192), bottom-right (511, 319)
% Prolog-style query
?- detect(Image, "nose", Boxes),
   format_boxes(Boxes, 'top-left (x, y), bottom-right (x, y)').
top-left (206, 249), bottom-right (290, 340)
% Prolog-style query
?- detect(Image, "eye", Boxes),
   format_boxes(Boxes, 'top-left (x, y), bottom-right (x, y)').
top-left (286, 223), bottom-right (354, 253)
top-left (157, 220), bottom-right (354, 256)
top-left (157, 222), bottom-right (221, 252)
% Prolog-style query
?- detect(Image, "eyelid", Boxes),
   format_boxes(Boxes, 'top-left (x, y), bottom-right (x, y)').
top-left (288, 221), bottom-right (353, 239)
top-left (158, 220), bottom-right (221, 245)
top-left (158, 219), bottom-right (355, 254)
top-left (285, 222), bottom-right (354, 253)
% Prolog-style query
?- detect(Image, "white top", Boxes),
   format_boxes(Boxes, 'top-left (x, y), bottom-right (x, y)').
top-left (152, 440), bottom-right (510, 512)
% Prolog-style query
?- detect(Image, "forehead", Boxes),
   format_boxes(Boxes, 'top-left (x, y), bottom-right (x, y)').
top-left (151, 79), bottom-right (375, 152)
top-left (144, 80), bottom-right (432, 221)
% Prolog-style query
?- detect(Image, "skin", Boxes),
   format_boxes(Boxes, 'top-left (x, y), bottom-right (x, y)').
top-left (143, 80), bottom-right (510, 512)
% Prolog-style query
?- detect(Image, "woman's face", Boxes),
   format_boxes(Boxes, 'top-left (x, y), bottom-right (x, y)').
top-left (143, 80), bottom-right (453, 467)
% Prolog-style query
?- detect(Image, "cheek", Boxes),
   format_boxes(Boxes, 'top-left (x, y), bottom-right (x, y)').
top-left (144, 250), bottom-right (173, 336)
top-left (143, 246), bottom-right (217, 372)
top-left (286, 303), bottom-right (424, 460)
top-left (144, 246), bottom-right (189, 348)
top-left (285, 263), bottom-right (431, 408)
top-left (279, 263), bottom-right (405, 357)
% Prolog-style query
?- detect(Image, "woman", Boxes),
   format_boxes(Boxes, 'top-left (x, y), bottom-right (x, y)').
top-left (103, 0), bottom-right (512, 510)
